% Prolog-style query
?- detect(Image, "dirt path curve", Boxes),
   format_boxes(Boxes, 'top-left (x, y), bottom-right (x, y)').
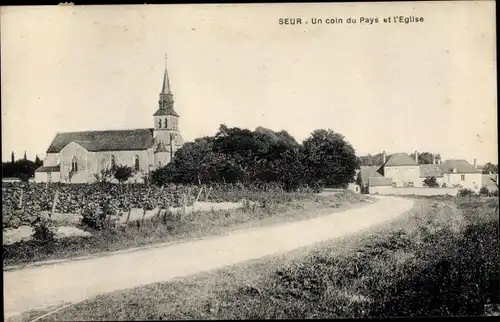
top-left (3, 195), bottom-right (414, 318)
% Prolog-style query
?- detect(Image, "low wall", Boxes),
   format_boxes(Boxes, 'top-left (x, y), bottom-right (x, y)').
top-left (370, 187), bottom-right (459, 196)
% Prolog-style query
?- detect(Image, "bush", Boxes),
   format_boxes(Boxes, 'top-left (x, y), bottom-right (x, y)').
top-left (423, 176), bottom-right (439, 188)
top-left (458, 188), bottom-right (476, 197)
top-left (32, 216), bottom-right (57, 244)
top-left (80, 202), bottom-right (107, 231)
top-left (479, 187), bottom-right (490, 196)
top-left (17, 173), bottom-right (31, 182)
top-left (113, 166), bottom-right (135, 183)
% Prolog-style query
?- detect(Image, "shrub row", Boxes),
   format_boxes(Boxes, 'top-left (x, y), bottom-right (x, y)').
top-left (2, 181), bottom-right (321, 230)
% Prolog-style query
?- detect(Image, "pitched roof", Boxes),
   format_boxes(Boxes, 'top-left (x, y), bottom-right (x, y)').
top-left (441, 160), bottom-right (482, 174)
top-left (369, 176), bottom-right (393, 187)
top-left (360, 166), bottom-right (384, 185)
top-left (419, 164), bottom-right (443, 178)
top-left (46, 129), bottom-right (155, 153)
top-left (155, 141), bottom-right (168, 153)
top-left (384, 153), bottom-right (419, 166)
top-left (35, 165), bottom-right (60, 172)
top-left (153, 108), bottom-right (180, 117)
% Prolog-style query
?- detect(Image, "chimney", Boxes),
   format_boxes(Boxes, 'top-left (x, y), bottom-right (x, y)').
top-left (473, 158), bottom-right (477, 167)
top-left (382, 151), bottom-right (386, 164)
top-left (414, 150), bottom-right (419, 163)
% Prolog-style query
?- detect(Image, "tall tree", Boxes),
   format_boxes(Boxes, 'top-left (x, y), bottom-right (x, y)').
top-left (482, 162), bottom-right (498, 174)
top-left (302, 129), bottom-right (358, 188)
top-left (35, 155), bottom-right (42, 167)
top-left (23, 151), bottom-right (27, 160)
top-left (11, 151), bottom-right (15, 164)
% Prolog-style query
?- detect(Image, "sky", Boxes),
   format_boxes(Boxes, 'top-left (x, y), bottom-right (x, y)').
top-left (1, 2), bottom-right (497, 165)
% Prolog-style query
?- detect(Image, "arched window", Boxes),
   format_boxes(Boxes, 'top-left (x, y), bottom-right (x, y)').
top-left (134, 155), bottom-right (140, 171)
top-left (158, 118), bottom-right (162, 128)
top-left (71, 156), bottom-right (78, 172)
top-left (164, 118), bottom-right (168, 128)
top-left (111, 155), bottom-right (116, 169)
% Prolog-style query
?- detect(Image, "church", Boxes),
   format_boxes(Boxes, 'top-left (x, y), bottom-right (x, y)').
top-left (34, 55), bottom-right (184, 183)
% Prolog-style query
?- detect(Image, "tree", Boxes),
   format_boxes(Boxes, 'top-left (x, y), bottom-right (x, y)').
top-left (23, 151), bottom-right (27, 160)
top-left (479, 186), bottom-right (490, 196)
top-left (14, 159), bottom-right (38, 179)
top-left (173, 137), bottom-right (221, 183)
top-left (35, 155), bottom-right (43, 167)
top-left (482, 162), bottom-right (498, 174)
top-left (93, 168), bottom-right (114, 183)
top-left (302, 129), bottom-right (358, 188)
top-left (408, 152), bottom-right (441, 164)
top-left (2, 158), bottom-right (38, 179)
top-left (255, 144), bottom-right (307, 191)
top-left (150, 162), bottom-right (177, 186)
top-left (11, 151), bottom-right (15, 164)
top-left (357, 153), bottom-right (385, 166)
top-left (423, 176), bottom-right (439, 188)
top-left (113, 166), bottom-right (134, 184)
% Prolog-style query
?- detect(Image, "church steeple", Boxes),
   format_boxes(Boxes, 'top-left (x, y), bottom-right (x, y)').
top-left (153, 54), bottom-right (184, 167)
top-left (159, 54), bottom-right (173, 102)
top-left (154, 54), bottom-right (180, 131)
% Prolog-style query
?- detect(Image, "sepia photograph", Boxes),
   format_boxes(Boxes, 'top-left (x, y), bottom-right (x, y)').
top-left (1, 1), bottom-right (498, 320)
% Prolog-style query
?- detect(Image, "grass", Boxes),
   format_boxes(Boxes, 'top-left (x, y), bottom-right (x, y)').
top-left (3, 191), bottom-right (368, 268)
top-left (17, 195), bottom-right (499, 321)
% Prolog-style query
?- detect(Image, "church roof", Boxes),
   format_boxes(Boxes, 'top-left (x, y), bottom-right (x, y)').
top-left (46, 128), bottom-right (155, 153)
top-left (155, 141), bottom-right (168, 153)
top-left (153, 108), bottom-right (180, 117)
top-left (35, 165), bottom-right (60, 173)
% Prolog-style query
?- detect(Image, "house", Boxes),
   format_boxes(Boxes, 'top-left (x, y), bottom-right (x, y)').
top-left (358, 165), bottom-right (392, 194)
top-left (379, 151), bottom-right (420, 187)
top-left (418, 164), bottom-right (444, 187)
top-left (441, 159), bottom-right (482, 191)
top-left (367, 176), bottom-right (393, 194)
top-left (35, 55), bottom-right (185, 183)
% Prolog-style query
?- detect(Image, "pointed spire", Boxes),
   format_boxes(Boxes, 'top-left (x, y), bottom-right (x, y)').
top-left (161, 53), bottom-right (172, 95)
top-left (156, 54), bottom-right (179, 117)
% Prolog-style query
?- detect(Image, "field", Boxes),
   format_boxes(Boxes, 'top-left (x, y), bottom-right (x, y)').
top-left (3, 182), bottom-right (367, 268)
top-left (16, 195), bottom-right (499, 320)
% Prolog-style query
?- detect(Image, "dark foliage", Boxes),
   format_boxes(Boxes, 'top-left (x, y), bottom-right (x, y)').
top-left (423, 176), bottom-right (439, 188)
top-left (151, 125), bottom-right (358, 191)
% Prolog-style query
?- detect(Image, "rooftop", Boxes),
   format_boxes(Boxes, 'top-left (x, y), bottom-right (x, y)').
top-left (384, 153), bottom-right (419, 167)
top-left (441, 159), bottom-right (482, 174)
top-left (46, 128), bottom-right (155, 153)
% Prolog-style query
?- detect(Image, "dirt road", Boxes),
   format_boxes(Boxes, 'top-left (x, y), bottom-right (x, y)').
top-left (3, 195), bottom-right (414, 318)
